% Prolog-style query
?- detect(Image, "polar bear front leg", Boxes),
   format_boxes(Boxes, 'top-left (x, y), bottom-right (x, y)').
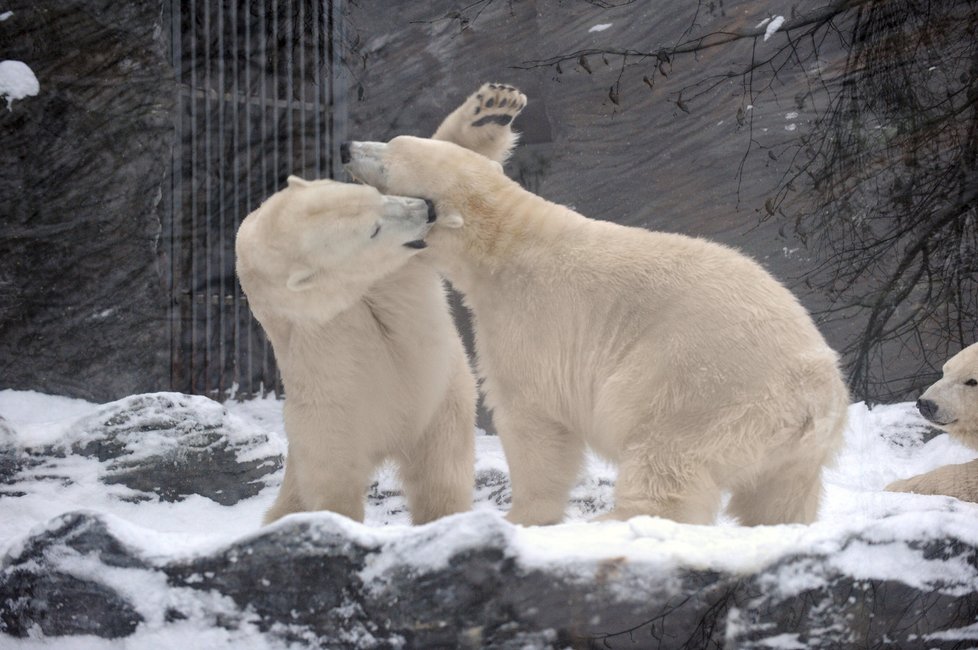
top-left (494, 407), bottom-right (585, 525)
top-left (432, 82), bottom-right (527, 164)
top-left (886, 460), bottom-right (978, 504)
top-left (281, 430), bottom-right (373, 522)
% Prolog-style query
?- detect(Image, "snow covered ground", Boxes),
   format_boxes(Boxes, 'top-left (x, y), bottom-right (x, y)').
top-left (1, 389), bottom-right (977, 647)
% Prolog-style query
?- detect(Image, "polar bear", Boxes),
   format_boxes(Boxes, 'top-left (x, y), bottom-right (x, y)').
top-left (886, 342), bottom-right (978, 503)
top-left (237, 84), bottom-right (526, 525)
top-left (343, 135), bottom-right (849, 526)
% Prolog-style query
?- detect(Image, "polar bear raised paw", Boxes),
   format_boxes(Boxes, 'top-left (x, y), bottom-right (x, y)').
top-left (432, 83), bottom-right (527, 164)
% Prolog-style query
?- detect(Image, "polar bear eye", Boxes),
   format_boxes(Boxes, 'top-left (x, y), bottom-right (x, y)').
top-left (965, 378), bottom-right (977, 387)
top-left (370, 223), bottom-right (381, 239)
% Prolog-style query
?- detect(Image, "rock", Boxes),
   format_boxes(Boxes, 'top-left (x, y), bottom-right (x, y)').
top-left (0, 393), bottom-right (281, 505)
top-left (2, 510), bottom-right (976, 647)
top-left (62, 393), bottom-right (282, 505)
top-left (0, 513), bottom-right (145, 638)
top-left (0, 416), bottom-right (40, 497)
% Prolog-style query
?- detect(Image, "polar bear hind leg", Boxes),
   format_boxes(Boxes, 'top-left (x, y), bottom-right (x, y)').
top-left (727, 453), bottom-right (826, 525)
top-left (598, 449), bottom-right (723, 524)
top-left (263, 451), bottom-right (304, 525)
top-left (398, 362), bottom-right (476, 525)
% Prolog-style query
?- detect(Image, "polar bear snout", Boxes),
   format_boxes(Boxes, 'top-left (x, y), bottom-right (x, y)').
top-left (342, 140), bottom-right (388, 190)
top-left (917, 398), bottom-right (940, 422)
top-left (376, 194), bottom-right (435, 254)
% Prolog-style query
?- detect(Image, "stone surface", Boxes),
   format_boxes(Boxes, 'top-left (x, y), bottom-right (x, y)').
top-left (0, 0), bottom-right (173, 402)
top-left (1, 510), bottom-right (976, 648)
top-left (340, 0), bottom-right (962, 405)
top-left (1, 396), bottom-right (976, 647)
top-left (2, 393), bottom-right (281, 505)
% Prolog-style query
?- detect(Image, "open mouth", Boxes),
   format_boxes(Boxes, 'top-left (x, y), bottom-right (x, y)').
top-left (403, 239), bottom-right (427, 249)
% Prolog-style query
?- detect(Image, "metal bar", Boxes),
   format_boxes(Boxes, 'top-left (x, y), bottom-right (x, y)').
top-left (298, 0), bottom-right (305, 177)
top-left (203, 0), bottom-right (213, 396)
top-left (189, 0), bottom-right (199, 394)
top-left (313, 0), bottom-right (322, 178)
top-left (266, 0), bottom-right (279, 396)
top-left (230, 0), bottom-right (241, 398)
top-left (217, 0), bottom-right (227, 399)
top-left (244, 0), bottom-right (255, 396)
top-left (286, 1), bottom-right (294, 180)
top-left (169, 0), bottom-right (183, 393)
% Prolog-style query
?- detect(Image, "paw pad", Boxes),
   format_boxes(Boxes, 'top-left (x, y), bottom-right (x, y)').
top-left (470, 83), bottom-right (526, 128)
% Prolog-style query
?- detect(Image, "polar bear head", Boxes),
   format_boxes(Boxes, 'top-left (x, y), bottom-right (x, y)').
top-left (342, 136), bottom-right (505, 228)
top-left (917, 342), bottom-right (978, 450)
top-left (236, 176), bottom-right (435, 321)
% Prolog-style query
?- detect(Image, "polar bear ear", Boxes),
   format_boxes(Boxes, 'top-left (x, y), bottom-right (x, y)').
top-left (287, 175), bottom-right (311, 188)
top-left (286, 267), bottom-right (316, 291)
top-left (490, 160), bottom-right (503, 174)
top-left (439, 210), bottom-right (465, 229)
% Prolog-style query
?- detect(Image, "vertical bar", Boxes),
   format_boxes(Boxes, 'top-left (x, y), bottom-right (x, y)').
top-left (189, 0), bottom-right (200, 394)
top-left (266, 0), bottom-right (279, 396)
top-left (286, 2), bottom-right (294, 179)
top-left (203, 0), bottom-right (213, 396)
top-left (216, 0), bottom-right (226, 399)
top-left (313, 0), bottom-right (322, 178)
top-left (297, 0), bottom-right (306, 177)
top-left (231, 0), bottom-right (241, 398)
top-left (169, 0), bottom-right (183, 392)
top-left (247, 1), bottom-right (257, 397)
top-left (326, 0), bottom-right (334, 178)
top-left (328, 0), bottom-right (345, 179)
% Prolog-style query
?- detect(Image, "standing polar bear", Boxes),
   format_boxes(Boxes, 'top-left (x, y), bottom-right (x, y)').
top-left (887, 342), bottom-right (978, 503)
top-left (344, 134), bottom-right (849, 526)
top-left (236, 83), bottom-right (526, 525)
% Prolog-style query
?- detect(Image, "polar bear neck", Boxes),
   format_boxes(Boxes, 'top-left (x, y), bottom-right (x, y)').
top-left (427, 178), bottom-right (587, 295)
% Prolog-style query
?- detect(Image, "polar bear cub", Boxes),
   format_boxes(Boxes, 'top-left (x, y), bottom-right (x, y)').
top-left (344, 133), bottom-right (849, 526)
top-left (887, 342), bottom-right (978, 503)
top-left (237, 84), bottom-right (525, 525)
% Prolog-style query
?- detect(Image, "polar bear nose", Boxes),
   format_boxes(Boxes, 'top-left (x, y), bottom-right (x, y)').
top-left (917, 398), bottom-right (937, 421)
top-left (425, 200), bottom-right (437, 223)
top-left (340, 142), bottom-right (351, 164)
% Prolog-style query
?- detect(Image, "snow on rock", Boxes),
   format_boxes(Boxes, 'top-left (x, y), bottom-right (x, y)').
top-left (0, 392), bottom-right (977, 647)
top-left (0, 60), bottom-right (39, 109)
top-left (2, 507), bottom-right (977, 647)
top-left (1, 392), bottom-right (282, 510)
top-left (763, 15), bottom-right (785, 42)
top-left (588, 23), bottom-right (612, 33)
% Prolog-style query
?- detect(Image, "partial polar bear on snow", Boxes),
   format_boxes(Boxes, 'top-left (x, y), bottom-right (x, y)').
top-left (887, 342), bottom-right (978, 504)
top-left (236, 84), bottom-right (526, 525)
top-left (344, 128), bottom-right (849, 527)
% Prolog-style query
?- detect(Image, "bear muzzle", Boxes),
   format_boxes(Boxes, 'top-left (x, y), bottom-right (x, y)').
top-left (341, 141), bottom-right (388, 190)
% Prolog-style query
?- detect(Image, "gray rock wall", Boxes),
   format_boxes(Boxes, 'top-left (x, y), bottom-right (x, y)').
top-left (0, 0), bottom-right (173, 401)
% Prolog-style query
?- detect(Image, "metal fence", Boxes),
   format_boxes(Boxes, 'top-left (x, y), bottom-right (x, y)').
top-left (165, 0), bottom-right (345, 400)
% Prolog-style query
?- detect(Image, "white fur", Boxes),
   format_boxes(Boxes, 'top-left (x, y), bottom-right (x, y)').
top-left (887, 342), bottom-right (978, 503)
top-left (345, 136), bottom-right (850, 526)
top-left (236, 86), bottom-right (526, 525)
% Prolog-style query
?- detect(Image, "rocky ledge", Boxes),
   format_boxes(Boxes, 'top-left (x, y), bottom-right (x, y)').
top-left (1, 507), bottom-right (976, 648)
top-left (1, 392), bottom-right (977, 648)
